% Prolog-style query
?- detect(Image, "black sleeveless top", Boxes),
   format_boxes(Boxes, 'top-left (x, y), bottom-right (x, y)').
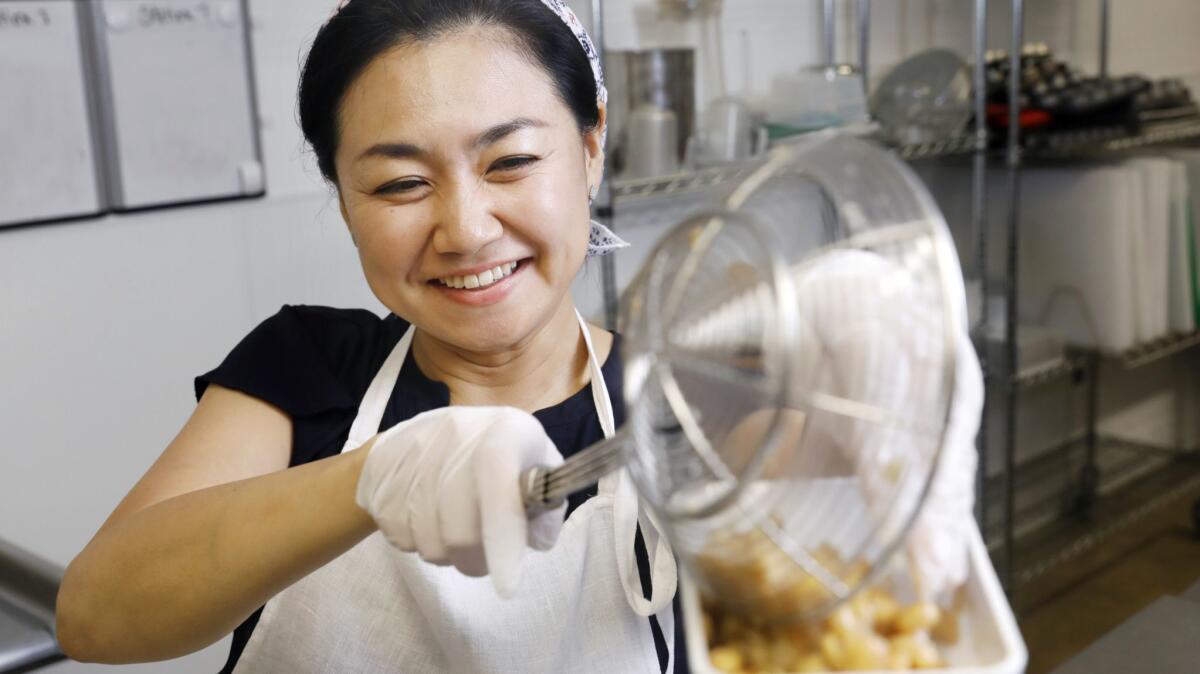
top-left (194, 305), bottom-right (686, 673)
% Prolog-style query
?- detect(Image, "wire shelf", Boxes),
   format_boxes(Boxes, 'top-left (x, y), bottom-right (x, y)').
top-left (1024, 119), bottom-right (1200, 160)
top-left (1109, 331), bottom-right (1200, 369)
top-left (1002, 332), bottom-right (1200, 388)
top-left (998, 332), bottom-right (1199, 390)
top-left (610, 134), bottom-right (981, 203)
top-left (1013, 357), bottom-right (1083, 388)
top-left (893, 134), bottom-right (979, 161)
top-left (610, 163), bottom-right (754, 203)
top-left (1010, 465), bottom-right (1200, 588)
top-left (982, 436), bottom-right (1200, 583)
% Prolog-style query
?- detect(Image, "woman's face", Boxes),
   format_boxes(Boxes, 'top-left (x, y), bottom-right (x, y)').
top-left (334, 26), bottom-right (604, 353)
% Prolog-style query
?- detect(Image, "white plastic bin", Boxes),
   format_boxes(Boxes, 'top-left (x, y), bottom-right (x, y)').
top-left (681, 523), bottom-right (1027, 674)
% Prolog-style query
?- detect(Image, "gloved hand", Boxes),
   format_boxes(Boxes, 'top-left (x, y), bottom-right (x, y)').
top-left (793, 249), bottom-right (981, 600)
top-left (355, 406), bottom-right (565, 597)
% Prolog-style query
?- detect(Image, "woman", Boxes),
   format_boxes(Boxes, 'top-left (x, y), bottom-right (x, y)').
top-left (55, 1), bottom-right (680, 671)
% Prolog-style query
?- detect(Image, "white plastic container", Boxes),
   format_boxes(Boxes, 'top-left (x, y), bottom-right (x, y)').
top-left (681, 523), bottom-right (1027, 674)
top-left (1016, 159), bottom-right (1189, 352)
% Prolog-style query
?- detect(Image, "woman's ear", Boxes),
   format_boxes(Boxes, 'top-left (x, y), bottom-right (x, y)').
top-left (584, 103), bottom-right (607, 194)
top-left (338, 192), bottom-right (358, 247)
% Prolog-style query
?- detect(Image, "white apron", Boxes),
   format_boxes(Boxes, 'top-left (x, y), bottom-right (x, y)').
top-left (233, 311), bottom-right (677, 673)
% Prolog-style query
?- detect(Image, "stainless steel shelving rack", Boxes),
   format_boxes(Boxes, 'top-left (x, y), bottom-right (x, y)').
top-left (991, 0), bottom-right (1200, 588)
top-left (590, 0), bottom-right (1200, 594)
top-left (591, 0), bottom-right (999, 561)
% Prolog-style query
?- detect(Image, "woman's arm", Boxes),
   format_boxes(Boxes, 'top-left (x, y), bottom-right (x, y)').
top-left (56, 384), bottom-right (376, 664)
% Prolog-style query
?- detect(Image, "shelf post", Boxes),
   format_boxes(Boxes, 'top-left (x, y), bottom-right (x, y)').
top-left (1079, 352), bottom-right (1101, 514)
top-left (1001, 0), bottom-right (1025, 591)
top-left (823, 0), bottom-right (837, 67)
top-left (973, 0), bottom-right (990, 533)
top-left (1098, 0), bottom-right (1110, 78)
top-left (589, 0), bottom-right (620, 330)
top-left (857, 0), bottom-right (870, 93)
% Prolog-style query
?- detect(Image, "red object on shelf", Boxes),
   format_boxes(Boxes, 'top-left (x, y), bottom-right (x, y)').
top-left (987, 103), bottom-right (1053, 129)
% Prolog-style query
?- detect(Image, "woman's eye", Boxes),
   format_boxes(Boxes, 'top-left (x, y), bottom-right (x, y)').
top-left (375, 178), bottom-right (427, 195)
top-left (489, 155), bottom-right (539, 172)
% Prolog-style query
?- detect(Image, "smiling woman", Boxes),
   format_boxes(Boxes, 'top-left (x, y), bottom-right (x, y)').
top-left (54, 1), bottom-right (678, 673)
top-left (332, 24), bottom-right (599, 355)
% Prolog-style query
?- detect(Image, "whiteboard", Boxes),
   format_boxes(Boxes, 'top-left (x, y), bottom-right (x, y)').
top-left (87, 0), bottom-right (264, 210)
top-left (0, 1), bottom-right (105, 228)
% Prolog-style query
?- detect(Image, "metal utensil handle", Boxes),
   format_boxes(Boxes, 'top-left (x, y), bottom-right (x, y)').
top-left (522, 434), bottom-right (624, 516)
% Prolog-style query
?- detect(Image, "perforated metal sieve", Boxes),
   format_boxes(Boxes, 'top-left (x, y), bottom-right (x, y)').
top-left (523, 131), bottom-right (967, 619)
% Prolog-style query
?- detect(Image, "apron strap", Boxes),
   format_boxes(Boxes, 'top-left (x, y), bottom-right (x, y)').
top-left (576, 309), bottom-right (616, 439)
top-left (611, 469), bottom-right (678, 617)
top-left (577, 311), bottom-right (679, 620)
top-left (340, 325), bottom-right (415, 454)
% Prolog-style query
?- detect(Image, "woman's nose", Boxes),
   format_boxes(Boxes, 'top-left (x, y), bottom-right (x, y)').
top-left (431, 184), bottom-right (504, 256)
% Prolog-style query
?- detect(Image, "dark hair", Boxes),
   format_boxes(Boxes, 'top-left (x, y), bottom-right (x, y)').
top-left (298, 0), bottom-right (601, 183)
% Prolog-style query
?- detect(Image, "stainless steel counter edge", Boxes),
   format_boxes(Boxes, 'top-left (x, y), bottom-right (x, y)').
top-left (0, 538), bottom-right (65, 673)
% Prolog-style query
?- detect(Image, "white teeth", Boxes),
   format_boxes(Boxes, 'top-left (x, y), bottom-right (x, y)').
top-left (439, 261), bottom-right (520, 289)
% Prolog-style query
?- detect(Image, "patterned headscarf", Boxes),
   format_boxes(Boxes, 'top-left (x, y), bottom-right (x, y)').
top-left (535, 1), bottom-right (628, 256)
top-left (536, 1), bottom-right (608, 120)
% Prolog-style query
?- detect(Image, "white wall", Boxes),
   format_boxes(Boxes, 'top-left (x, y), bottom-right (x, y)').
top-left (3, 1), bottom-right (1200, 672)
top-left (1, 1), bottom-right (376, 672)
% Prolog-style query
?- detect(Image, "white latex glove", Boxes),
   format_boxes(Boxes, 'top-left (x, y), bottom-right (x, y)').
top-left (795, 249), bottom-right (980, 599)
top-left (905, 326), bottom-right (982, 600)
top-left (355, 406), bottom-right (566, 597)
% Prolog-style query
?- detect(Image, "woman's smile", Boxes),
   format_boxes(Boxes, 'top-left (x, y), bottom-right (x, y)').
top-left (428, 257), bottom-right (533, 307)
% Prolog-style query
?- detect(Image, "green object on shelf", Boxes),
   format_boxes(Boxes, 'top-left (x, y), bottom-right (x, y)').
top-left (764, 122), bottom-right (829, 140)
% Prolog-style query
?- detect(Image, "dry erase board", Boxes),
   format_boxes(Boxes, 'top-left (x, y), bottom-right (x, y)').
top-left (0, 1), bottom-right (106, 228)
top-left (86, 0), bottom-right (264, 210)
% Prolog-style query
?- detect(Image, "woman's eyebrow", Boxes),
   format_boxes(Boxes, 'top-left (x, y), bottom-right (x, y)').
top-left (472, 117), bottom-right (547, 149)
top-left (358, 142), bottom-right (425, 163)
top-left (356, 118), bottom-right (547, 163)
